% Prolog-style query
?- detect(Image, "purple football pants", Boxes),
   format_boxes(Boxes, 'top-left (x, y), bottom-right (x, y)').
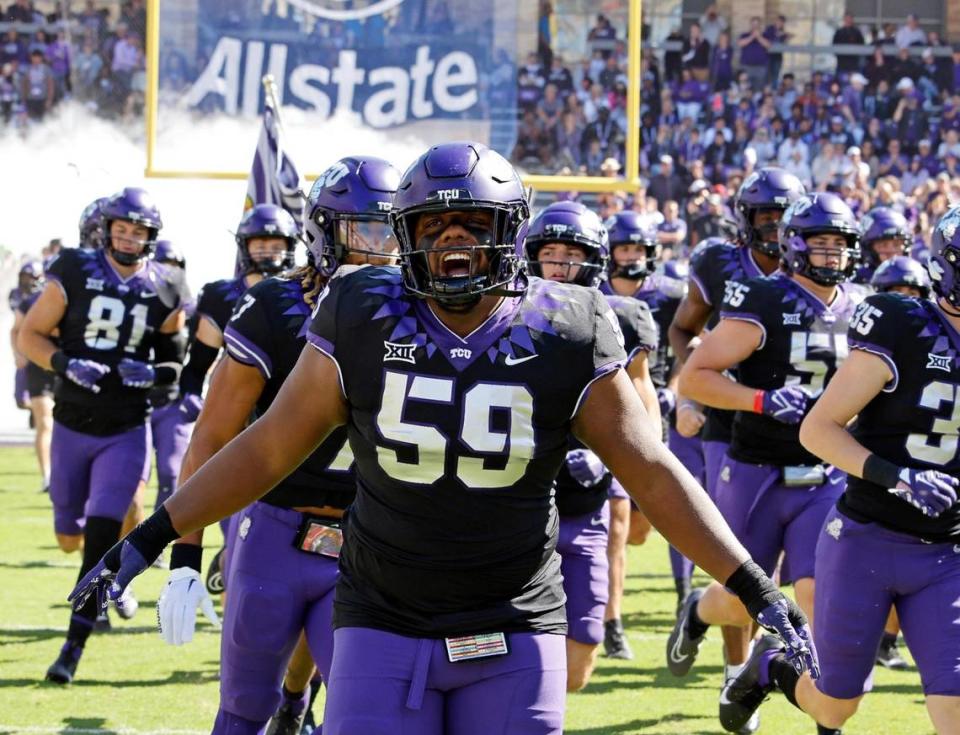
top-left (715, 454), bottom-right (845, 583)
top-left (213, 501), bottom-right (338, 731)
top-left (558, 503), bottom-right (610, 645)
top-left (668, 429), bottom-right (706, 582)
top-left (701, 440), bottom-right (729, 501)
top-left (322, 627), bottom-right (566, 735)
top-left (14, 366), bottom-right (29, 407)
top-left (149, 403), bottom-right (193, 509)
top-left (49, 420), bottom-right (150, 535)
top-left (814, 506), bottom-right (960, 699)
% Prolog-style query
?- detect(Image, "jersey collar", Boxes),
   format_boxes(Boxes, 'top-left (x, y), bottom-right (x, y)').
top-left (415, 295), bottom-right (523, 373)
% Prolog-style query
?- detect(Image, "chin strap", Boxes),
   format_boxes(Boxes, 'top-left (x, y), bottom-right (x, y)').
top-left (939, 298), bottom-right (960, 318)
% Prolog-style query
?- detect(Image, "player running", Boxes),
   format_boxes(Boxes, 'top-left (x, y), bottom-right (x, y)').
top-left (17, 187), bottom-right (188, 684)
top-left (675, 192), bottom-right (862, 731)
top-left (722, 204), bottom-right (960, 735)
top-left (70, 143), bottom-right (817, 735)
top-left (524, 199), bottom-right (660, 690)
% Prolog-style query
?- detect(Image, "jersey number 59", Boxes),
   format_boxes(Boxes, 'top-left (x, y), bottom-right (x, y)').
top-left (376, 370), bottom-right (535, 489)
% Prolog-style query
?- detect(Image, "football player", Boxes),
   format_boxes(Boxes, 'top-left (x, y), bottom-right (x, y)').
top-left (668, 169), bottom-right (805, 719)
top-left (9, 261), bottom-right (35, 414)
top-left (676, 192), bottom-right (862, 732)
top-left (17, 187), bottom-right (187, 684)
top-left (158, 157), bottom-right (400, 735)
top-left (722, 205), bottom-right (960, 735)
top-left (147, 241), bottom-right (194, 512)
top-left (70, 143), bottom-right (817, 735)
top-left (524, 200), bottom-right (660, 689)
top-left (600, 209), bottom-right (685, 653)
top-left (78, 197), bottom-right (108, 250)
top-left (9, 260), bottom-right (54, 491)
top-left (177, 203), bottom-right (299, 592)
top-left (871, 255), bottom-right (930, 300)
top-left (853, 207), bottom-right (913, 286)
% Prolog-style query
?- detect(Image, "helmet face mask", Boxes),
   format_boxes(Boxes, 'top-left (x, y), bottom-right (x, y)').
top-left (778, 193), bottom-right (861, 286)
top-left (100, 188), bottom-right (162, 267)
top-left (523, 200), bottom-right (609, 288)
top-left (304, 156), bottom-right (400, 277)
top-left (236, 204), bottom-right (299, 276)
top-left (79, 197), bottom-right (108, 250)
top-left (392, 143), bottom-right (529, 310)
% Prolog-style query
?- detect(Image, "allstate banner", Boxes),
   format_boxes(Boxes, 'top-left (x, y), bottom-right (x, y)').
top-left (156, 0), bottom-right (517, 162)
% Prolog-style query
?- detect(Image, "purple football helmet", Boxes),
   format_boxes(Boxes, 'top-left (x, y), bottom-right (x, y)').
top-left (304, 156), bottom-right (400, 277)
top-left (100, 188), bottom-right (163, 266)
top-left (605, 210), bottom-right (660, 280)
top-left (391, 142), bottom-right (529, 308)
top-left (153, 240), bottom-right (186, 269)
top-left (18, 260), bottom-right (44, 294)
top-left (662, 259), bottom-right (689, 281)
top-left (779, 193), bottom-right (861, 286)
top-left (871, 255), bottom-right (930, 298)
top-left (522, 201), bottom-right (608, 288)
top-left (79, 196), bottom-right (108, 250)
top-left (928, 205), bottom-right (960, 307)
top-left (734, 167), bottom-right (806, 257)
top-left (860, 207), bottom-right (913, 269)
top-left (236, 204), bottom-right (299, 276)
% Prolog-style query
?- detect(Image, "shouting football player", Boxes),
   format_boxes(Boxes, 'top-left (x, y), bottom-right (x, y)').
top-left (70, 143), bottom-right (817, 735)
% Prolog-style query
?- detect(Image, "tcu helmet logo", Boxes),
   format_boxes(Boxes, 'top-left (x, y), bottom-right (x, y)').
top-left (434, 189), bottom-right (461, 200)
top-left (310, 162), bottom-right (351, 197)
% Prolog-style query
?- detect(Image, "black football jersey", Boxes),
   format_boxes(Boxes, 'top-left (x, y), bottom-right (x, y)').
top-left (224, 276), bottom-right (354, 511)
top-left (307, 269), bottom-right (627, 637)
top-left (554, 292), bottom-right (658, 518)
top-left (196, 276), bottom-right (247, 334)
top-left (843, 293), bottom-right (960, 542)
top-left (689, 241), bottom-right (765, 443)
top-left (45, 248), bottom-right (185, 435)
top-left (720, 274), bottom-right (861, 466)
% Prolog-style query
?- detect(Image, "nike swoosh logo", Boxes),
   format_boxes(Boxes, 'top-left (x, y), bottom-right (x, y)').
top-left (504, 353), bottom-right (538, 366)
top-left (668, 629), bottom-right (689, 665)
top-left (141, 292), bottom-right (157, 298)
top-left (718, 688), bottom-right (734, 706)
top-left (590, 516), bottom-right (605, 526)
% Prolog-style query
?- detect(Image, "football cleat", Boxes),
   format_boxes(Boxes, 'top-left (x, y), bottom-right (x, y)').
top-left (719, 634), bottom-right (783, 732)
top-left (45, 641), bottom-right (83, 684)
top-left (666, 587), bottom-right (706, 676)
top-left (206, 547), bottom-right (225, 595)
top-left (266, 686), bottom-right (310, 735)
top-left (876, 636), bottom-right (908, 670)
top-left (603, 618), bottom-right (634, 660)
top-left (94, 609), bottom-right (111, 632)
top-left (113, 585), bottom-right (139, 620)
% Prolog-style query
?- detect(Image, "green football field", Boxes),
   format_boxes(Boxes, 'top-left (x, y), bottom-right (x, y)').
top-left (0, 445), bottom-right (935, 734)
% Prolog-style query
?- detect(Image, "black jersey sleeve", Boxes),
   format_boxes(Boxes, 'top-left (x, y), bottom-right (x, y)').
top-left (592, 289), bottom-right (630, 377)
top-left (43, 249), bottom-right (80, 305)
top-left (306, 270), bottom-right (347, 395)
top-left (847, 293), bottom-right (905, 392)
top-left (195, 279), bottom-right (235, 334)
top-left (718, 277), bottom-right (772, 348)
top-left (632, 300), bottom-right (659, 358)
top-left (689, 240), bottom-right (733, 307)
top-left (224, 285), bottom-right (275, 381)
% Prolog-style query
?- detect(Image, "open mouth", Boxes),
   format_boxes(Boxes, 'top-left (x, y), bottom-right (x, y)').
top-left (439, 250), bottom-right (472, 278)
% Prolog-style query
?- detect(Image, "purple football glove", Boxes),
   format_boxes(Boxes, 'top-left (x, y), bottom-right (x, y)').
top-left (178, 392), bottom-right (204, 422)
top-left (756, 596), bottom-right (820, 678)
top-left (890, 469), bottom-right (959, 518)
top-left (65, 359), bottom-right (111, 393)
top-left (657, 387), bottom-right (676, 417)
top-left (566, 448), bottom-right (606, 487)
top-left (68, 538), bottom-right (150, 614)
top-left (761, 385), bottom-right (812, 425)
top-left (118, 358), bottom-right (156, 389)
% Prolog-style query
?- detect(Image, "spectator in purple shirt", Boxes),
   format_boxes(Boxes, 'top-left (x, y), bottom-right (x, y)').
top-left (45, 31), bottom-right (70, 99)
top-left (737, 16), bottom-right (771, 92)
top-left (710, 31), bottom-right (734, 92)
top-left (0, 30), bottom-right (23, 66)
top-left (878, 138), bottom-right (909, 178)
top-left (893, 92), bottom-right (928, 152)
top-left (840, 72), bottom-right (866, 124)
top-left (940, 97), bottom-right (960, 133)
top-left (657, 200), bottom-right (688, 257)
top-left (916, 138), bottom-right (940, 175)
top-left (675, 68), bottom-right (708, 121)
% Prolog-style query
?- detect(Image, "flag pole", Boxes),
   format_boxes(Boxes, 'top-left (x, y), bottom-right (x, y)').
top-left (261, 74), bottom-right (305, 201)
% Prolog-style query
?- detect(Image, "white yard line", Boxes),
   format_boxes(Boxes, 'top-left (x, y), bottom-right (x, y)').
top-left (0, 727), bottom-right (207, 735)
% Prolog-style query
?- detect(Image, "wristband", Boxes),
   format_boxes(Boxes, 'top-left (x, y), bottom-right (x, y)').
top-left (724, 559), bottom-right (780, 619)
top-left (678, 400), bottom-right (700, 412)
top-left (154, 365), bottom-right (179, 385)
top-left (128, 506), bottom-right (181, 562)
top-left (50, 350), bottom-right (69, 376)
top-left (169, 543), bottom-right (203, 573)
top-left (753, 390), bottom-right (765, 414)
top-left (862, 453), bottom-right (901, 489)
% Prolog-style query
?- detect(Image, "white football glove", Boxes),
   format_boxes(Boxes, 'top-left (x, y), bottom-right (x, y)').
top-left (157, 567), bottom-right (221, 646)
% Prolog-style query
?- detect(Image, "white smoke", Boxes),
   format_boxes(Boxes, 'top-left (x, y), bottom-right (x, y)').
top-left (0, 102), bottom-right (428, 434)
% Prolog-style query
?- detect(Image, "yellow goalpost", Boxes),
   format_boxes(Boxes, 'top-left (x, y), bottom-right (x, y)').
top-left (143, 0), bottom-right (642, 193)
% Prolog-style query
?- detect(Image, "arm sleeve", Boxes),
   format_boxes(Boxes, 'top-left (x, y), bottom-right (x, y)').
top-left (592, 290), bottom-right (629, 377)
top-left (178, 339), bottom-right (219, 396)
top-left (719, 278), bottom-right (770, 349)
top-left (153, 330), bottom-right (187, 385)
top-left (846, 293), bottom-right (904, 393)
top-left (224, 287), bottom-right (274, 381)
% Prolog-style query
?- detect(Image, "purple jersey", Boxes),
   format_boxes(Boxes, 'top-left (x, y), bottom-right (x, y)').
top-left (844, 293), bottom-right (960, 542)
top-left (224, 275), bottom-right (355, 511)
top-left (307, 268), bottom-right (626, 638)
top-left (45, 248), bottom-right (185, 435)
top-left (720, 274), bottom-right (862, 466)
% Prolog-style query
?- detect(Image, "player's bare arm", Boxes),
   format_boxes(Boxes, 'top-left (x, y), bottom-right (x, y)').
top-left (678, 318), bottom-right (763, 412)
top-left (17, 281), bottom-right (67, 370)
